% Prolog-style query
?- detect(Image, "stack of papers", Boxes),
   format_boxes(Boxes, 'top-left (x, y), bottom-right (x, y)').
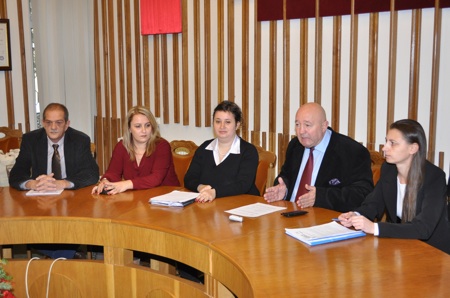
top-left (285, 221), bottom-right (365, 246)
top-left (26, 189), bottom-right (64, 196)
top-left (149, 190), bottom-right (198, 207)
top-left (225, 202), bottom-right (286, 217)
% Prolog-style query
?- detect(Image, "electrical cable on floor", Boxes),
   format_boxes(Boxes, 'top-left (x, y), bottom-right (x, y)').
top-left (25, 257), bottom-right (40, 298)
top-left (46, 257), bottom-right (67, 298)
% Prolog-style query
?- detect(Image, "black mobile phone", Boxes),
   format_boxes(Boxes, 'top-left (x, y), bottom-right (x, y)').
top-left (281, 210), bottom-right (308, 217)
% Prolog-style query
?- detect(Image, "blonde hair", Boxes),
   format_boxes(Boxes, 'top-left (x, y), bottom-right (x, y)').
top-left (122, 106), bottom-right (161, 160)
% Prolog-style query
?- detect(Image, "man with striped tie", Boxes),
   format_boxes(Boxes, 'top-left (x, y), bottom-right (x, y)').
top-left (9, 102), bottom-right (99, 191)
top-left (8, 103), bottom-right (99, 259)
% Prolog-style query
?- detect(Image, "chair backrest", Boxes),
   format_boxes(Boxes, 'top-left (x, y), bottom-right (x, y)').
top-left (254, 145), bottom-right (277, 196)
top-left (90, 143), bottom-right (96, 159)
top-left (169, 140), bottom-right (198, 187)
top-left (369, 150), bottom-right (384, 185)
top-left (0, 127), bottom-right (23, 154)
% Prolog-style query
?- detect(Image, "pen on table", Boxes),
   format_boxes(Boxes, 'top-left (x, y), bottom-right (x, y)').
top-left (332, 218), bottom-right (341, 222)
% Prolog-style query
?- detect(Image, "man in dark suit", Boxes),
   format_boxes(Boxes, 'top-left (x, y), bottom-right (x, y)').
top-left (9, 103), bottom-right (99, 191)
top-left (264, 102), bottom-right (373, 212)
top-left (8, 103), bottom-right (99, 259)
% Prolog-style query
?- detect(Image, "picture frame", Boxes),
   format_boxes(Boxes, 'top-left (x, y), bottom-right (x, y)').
top-left (0, 19), bottom-right (12, 71)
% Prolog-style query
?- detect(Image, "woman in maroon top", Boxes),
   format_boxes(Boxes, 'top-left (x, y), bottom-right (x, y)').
top-left (92, 106), bottom-right (179, 194)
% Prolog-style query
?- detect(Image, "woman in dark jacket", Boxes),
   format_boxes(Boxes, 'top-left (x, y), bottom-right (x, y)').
top-left (338, 119), bottom-right (450, 254)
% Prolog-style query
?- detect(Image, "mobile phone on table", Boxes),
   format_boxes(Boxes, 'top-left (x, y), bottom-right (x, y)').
top-left (281, 210), bottom-right (308, 217)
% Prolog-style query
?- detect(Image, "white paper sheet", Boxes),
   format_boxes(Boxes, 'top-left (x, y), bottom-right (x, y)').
top-left (225, 202), bottom-right (286, 218)
top-left (26, 189), bottom-right (64, 196)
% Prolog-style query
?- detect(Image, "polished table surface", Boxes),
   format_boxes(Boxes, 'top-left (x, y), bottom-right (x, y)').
top-left (1, 185), bottom-right (450, 297)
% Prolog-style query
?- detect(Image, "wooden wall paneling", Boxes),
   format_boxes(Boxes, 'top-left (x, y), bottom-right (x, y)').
top-left (125, 0), bottom-right (133, 111)
top-left (194, 0), bottom-right (201, 127)
top-left (367, 13), bottom-right (379, 151)
top-left (331, 16), bottom-right (342, 130)
top-left (17, 0), bottom-right (30, 132)
top-left (182, 0), bottom-right (189, 125)
top-left (228, 0), bottom-right (235, 101)
top-left (204, 0), bottom-right (212, 127)
top-left (242, 0), bottom-right (249, 140)
top-left (408, 9), bottom-right (421, 119)
top-left (427, 1), bottom-right (442, 163)
top-left (300, 19), bottom-right (308, 105)
top-left (134, 0), bottom-right (142, 106)
top-left (143, 36), bottom-right (150, 109)
top-left (269, 21), bottom-right (277, 133)
top-left (269, 131), bottom-right (277, 183)
top-left (438, 152), bottom-right (444, 170)
top-left (387, 2), bottom-right (397, 131)
top-left (250, 130), bottom-right (260, 148)
top-left (107, 0), bottom-right (117, 120)
top-left (153, 35), bottom-right (161, 117)
top-left (93, 1), bottom-right (103, 172)
top-left (218, 0), bottom-right (224, 103)
top-left (117, 0), bottom-right (126, 120)
top-left (269, 131), bottom-right (276, 164)
top-left (314, 0), bottom-right (322, 104)
top-left (348, 0), bottom-right (358, 138)
top-left (112, 117), bottom-right (120, 157)
top-left (101, 0), bottom-right (112, 173)
top-left (162, 35), bottom-right (169, 123)
top-left (282, 3), bottom-right (291, 136)
top-left (102, 117), bottom-right (109, 174)
top-left (172, 35), bottom-right (180, 123)
top-left (262, 131), bottom-right (267, 149)
top-left (253, 0), bottom-right (262, 136)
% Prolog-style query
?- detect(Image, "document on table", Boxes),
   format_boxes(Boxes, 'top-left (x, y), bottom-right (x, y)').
top-left (225, 202), bottom-right (286, 218)
top-left (26, 189), bottom-right (64, 196)
top-left (149, 190), bottom-right (198, 207)
top-left (285, 221), bottom-right (365, 246)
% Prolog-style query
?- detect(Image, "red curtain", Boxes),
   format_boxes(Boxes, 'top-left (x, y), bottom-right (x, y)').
top-left (140, 0), bottom-right (182, 35)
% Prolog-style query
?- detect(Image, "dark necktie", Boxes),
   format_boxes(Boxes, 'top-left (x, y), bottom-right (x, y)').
top-left (296, 147), bottom-right (314, 201)
top-left (52, 144), bottom-right (62, 180)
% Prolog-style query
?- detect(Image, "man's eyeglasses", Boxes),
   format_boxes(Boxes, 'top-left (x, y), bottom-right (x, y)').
top-left (43, 120), bottom-right (66, 127)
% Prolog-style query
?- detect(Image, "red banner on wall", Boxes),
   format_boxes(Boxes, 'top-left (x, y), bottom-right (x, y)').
top-left (140, 0), bottom-right (182, 35)
top-left (258, 0), bottom-right (449, 21)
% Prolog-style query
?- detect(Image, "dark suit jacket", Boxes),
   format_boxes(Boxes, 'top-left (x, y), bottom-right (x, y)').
top-left (275, 128), bottom-right (373, 212)
top-left (357, 161), bottom-right (450, 254)
top-left (9, 127), bottom-right (99, 190)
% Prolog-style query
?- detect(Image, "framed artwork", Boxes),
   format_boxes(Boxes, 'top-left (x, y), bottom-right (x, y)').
top-left (0, 19), bottom-right (12, 71)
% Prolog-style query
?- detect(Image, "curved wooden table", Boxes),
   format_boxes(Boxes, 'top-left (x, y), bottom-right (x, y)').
top-left (1, 186), bottom-right (450, 297)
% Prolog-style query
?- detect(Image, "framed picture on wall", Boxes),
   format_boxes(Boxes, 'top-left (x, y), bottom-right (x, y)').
top-left (0, 19), bottom-right (12, 71)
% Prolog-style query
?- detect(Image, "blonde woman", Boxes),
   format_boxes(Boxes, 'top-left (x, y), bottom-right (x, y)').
top-left (92, 106), bottom-right (179, 194)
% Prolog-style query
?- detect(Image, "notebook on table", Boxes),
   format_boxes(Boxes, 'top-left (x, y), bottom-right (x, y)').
top-left (149, 190), bottom-right (198, 207)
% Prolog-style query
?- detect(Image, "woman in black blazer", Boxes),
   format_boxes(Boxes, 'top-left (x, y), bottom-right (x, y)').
top-left (338, 119), bottom-right (450, 254)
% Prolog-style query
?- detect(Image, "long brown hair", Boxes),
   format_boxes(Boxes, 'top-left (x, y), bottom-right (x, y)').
top-left (390, 119), bottom-right (426, 222)
top-left (122, 106), bottom-right (161, 161)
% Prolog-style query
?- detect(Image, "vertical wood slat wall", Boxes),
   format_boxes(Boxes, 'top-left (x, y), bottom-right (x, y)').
top-left (90, 0), bottom-right (448, 176)
top-left (3, 1), bottom-right (448, 180)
